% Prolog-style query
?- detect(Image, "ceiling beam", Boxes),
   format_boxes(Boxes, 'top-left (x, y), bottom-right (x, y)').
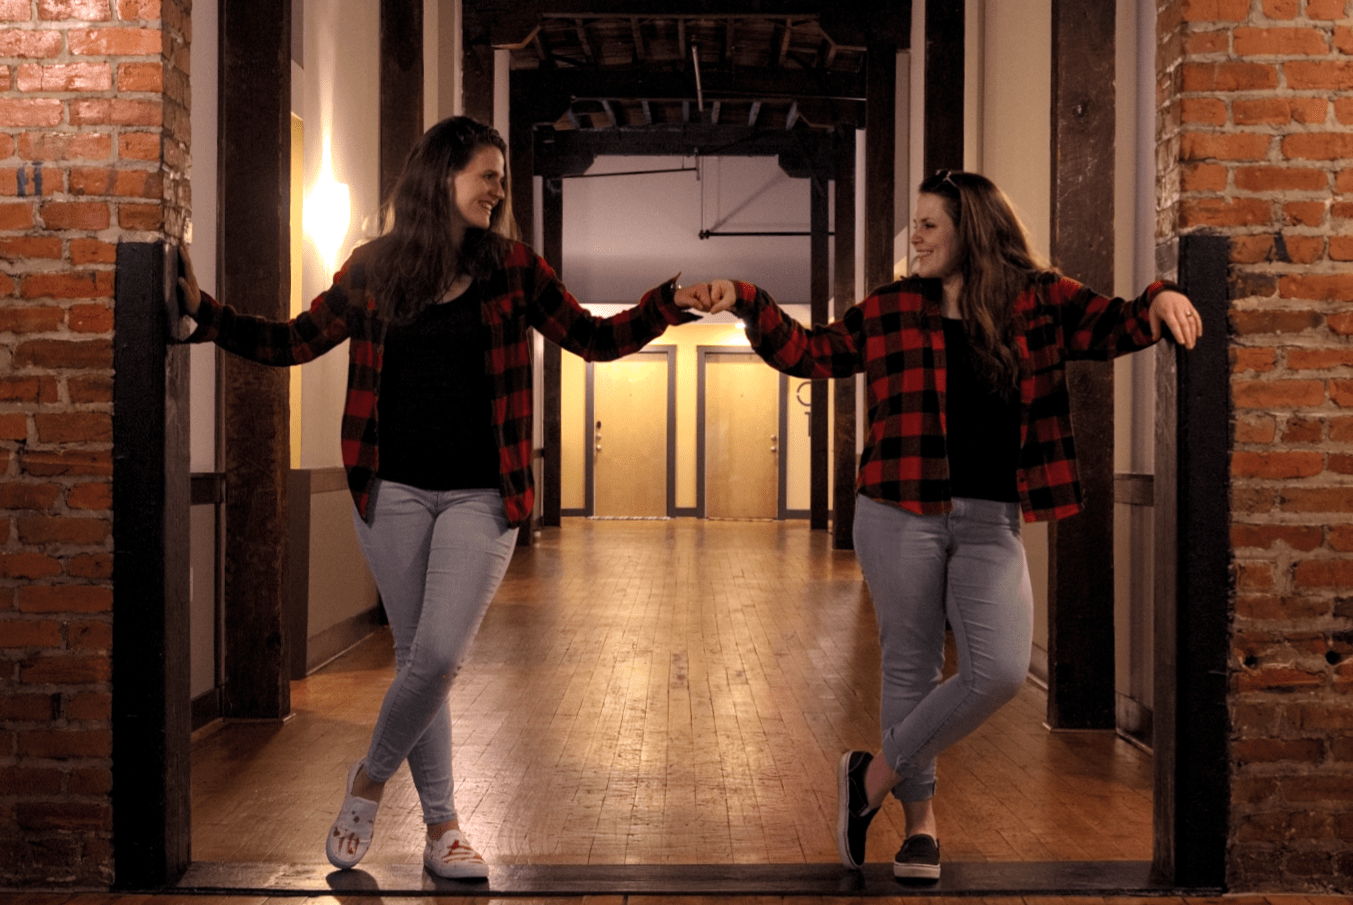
top-left (630, 16), bottom-right (646, 61)
top-left (573, 18), bottom-right (594, 63)
top-left (513, 66), bottom-right (865, 104)
top-left (533, 121), bottom-right (845, 179)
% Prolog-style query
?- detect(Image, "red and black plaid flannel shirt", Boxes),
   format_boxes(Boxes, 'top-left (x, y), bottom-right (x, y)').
top-left (189, 241), bottom-right (695, 527)
top-left (729, 274), bottom-right (1174, 522)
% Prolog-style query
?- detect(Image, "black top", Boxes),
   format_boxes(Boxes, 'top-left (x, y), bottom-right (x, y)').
top-left (377, 283), bottom-right (499, 491)
top-left (942, 318), bottom-right (1020, 503)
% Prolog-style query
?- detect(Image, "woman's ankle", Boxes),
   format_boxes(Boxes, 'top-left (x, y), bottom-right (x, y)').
top-left (427, 820), bottom-right (461, 841)
top-left (352, 765), bottom-right (385, 803)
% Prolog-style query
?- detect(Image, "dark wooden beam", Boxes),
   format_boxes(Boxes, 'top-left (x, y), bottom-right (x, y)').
top-left (923, 0), bottom-right (963, 174)
top-left (381, 0), bottom-right (424, 203)
top-left (217, 0), bottom-right (292, 722)
top-left (864, 43), bottom-right (895, 292)
top-left (809, 173), bottom-right (829, 531)
top-left (832, 127), bottom-right (856, 550)
top-left (511, 67), bottom-right (868, 113)
top-left (1153, 234), bottom-right (1231, 888)
top-left (542, 177), bottom-right (564, 529)
top-left (475, 1), bottom-right (911, 50)
top-left (574, 18), bottom-right (594, 64)
top-left (1045, 0), bottom-right (1116, 732)
top-left (112, 241), bottom-right (191, 888)
top-left (532, 124), bottom-right (839, 177)
top-left (462, 0), bottom-right (496, 124)
top-left (510, 84), bottom-right (543, 544)
top-left (631, 16), bottom-right (647, 62)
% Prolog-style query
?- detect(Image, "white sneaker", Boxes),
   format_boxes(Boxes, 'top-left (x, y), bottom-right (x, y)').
top-left (423, 829), bottom-right (489, 880)
top-left (325, 760), bottom-right (379, 869)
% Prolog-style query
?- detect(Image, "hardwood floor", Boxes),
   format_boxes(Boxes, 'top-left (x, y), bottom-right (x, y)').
top-left (191, 518), bottom-right (1152, 870)
top-left (1, 523), bottom-right (1342, 900)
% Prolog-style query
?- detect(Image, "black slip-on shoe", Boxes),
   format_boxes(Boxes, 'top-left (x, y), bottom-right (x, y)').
top-left (893, 833), bottom-right (940, 881)
top-left (835, 750), bottom-right (878, 869)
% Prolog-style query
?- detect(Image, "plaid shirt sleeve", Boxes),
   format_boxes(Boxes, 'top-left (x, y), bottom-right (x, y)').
top-left (518, 250), bottom-right (700, 359)
top-left (1047, 275), bottom-right (1176, 360)
top-left (728, 280), bottom-right (865, 378)
top-left (185, 261), bottom-right (357, 364)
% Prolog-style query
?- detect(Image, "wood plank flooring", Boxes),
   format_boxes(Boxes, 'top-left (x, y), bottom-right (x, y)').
top-left (189, 518), bottom-right (1152, 872)
top-left (1, 529), bottom-right (1341, 905)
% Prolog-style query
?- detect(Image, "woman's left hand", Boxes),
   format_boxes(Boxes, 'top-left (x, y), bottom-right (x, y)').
top-left (1149, 289), bottom-right (1202, 350)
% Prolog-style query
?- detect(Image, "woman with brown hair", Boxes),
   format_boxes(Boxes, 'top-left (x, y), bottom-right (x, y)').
top-left (700, 169), bottom-right (1201, 881)
top-left (178, 116), bottom-right (717, 879)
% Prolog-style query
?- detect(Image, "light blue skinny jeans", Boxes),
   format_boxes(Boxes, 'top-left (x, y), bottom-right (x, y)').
top-left (352, 481), bottom-right (518, 824)
top-left (853, 494), bottom-right (1034, 803)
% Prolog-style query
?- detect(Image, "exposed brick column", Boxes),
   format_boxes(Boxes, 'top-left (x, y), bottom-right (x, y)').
top-left (1161, 0), bottom-right (1353, 892)
top-left (0, 0), bottom-right (189, 887)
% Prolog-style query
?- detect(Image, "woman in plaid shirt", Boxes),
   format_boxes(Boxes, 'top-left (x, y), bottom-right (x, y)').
top-left (178, 117), bottom-right (716, 879)
top-left (702, 170), bottom-right (1202, 880)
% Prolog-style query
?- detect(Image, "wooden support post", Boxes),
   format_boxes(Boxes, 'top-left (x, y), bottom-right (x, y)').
top-left (923, 0), bottom-right (963, 174)
top-left (832, 128), bottom-right (856, 550)
top-left (380, 0), bottom-right (425, 202)
top-left (461, 1), bottom-right (496, 124)
top-left (112, 241), bottom-right (191, 887)
top-left (510, 108), bottom-right (536, 543)
top-left (218, 0), bottom-right (292, 721)
top-left (809, 174), bottom-right (830, 531)
top-left (1045, 0), bottom-right (1117, 731)
top-left (1153, 234), bottom-right (1230, 888)
top-left (865, 44), bottom-right (896, 296)
top-left (541, 176), bottom-right (563, 528)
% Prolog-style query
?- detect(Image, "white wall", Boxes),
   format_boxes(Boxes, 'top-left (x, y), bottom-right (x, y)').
top-left (555, 155), bottom-right (820, 306)
top-left (298, 0), bottom-right (382, 469)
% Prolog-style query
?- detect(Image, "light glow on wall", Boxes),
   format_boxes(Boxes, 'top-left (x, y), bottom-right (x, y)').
top-left (303, 141), bottom-right (350, 277)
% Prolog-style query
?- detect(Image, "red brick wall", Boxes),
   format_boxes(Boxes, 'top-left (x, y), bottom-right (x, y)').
top-left (0, 0), bottom-right (187, 887)
top-left (1162, 0), bottom-right (1353, 892)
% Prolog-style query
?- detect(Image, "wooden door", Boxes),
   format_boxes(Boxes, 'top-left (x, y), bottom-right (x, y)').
top-left (704, 353), bottom-right (778, 519)
top-left (592, 356), bottom-right (668, 517)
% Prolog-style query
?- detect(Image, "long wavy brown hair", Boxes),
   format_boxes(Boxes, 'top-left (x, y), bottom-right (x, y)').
top-left (915, 170), bottom-right (1053, 397)
top-left (366, 116), bottom-right (519, 324)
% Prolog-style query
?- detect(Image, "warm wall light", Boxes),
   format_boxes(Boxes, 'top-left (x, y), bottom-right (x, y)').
top-left (303, 143), bottom-right (350, 276)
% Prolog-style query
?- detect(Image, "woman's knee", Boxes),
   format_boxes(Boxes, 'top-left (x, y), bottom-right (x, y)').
top-left (971, 660), bottom-right (1029, 704)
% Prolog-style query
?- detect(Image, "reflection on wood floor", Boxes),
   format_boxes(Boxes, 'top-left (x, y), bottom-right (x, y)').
top-left (191, 518), bottom-right (1152, 869)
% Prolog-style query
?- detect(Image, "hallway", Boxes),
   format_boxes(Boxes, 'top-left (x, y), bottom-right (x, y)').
top-left (181, 518), bottom-right (1156, 892)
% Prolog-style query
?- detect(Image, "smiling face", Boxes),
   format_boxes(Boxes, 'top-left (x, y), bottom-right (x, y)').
top-left (448, 144), bottom-right (506, 235)
top-left (911, 192), bottom-right (961, 284)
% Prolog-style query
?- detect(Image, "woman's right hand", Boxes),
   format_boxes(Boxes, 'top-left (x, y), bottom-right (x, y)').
top-left (177, 242), bottom-right (201, 317)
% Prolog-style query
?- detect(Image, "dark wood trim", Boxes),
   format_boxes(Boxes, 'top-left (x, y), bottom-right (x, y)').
top-left (190, 688), bottom-right (222, 733)
top-left (864, 43), bottom-right (896, 294)
top-left (380, 0), bottom-right (425, 203)
top-left (218, 0), bottom-right (293, 722)
top-left (541, 176), bottom-right (564, 528)
top-left (190, 472), bottom-right (225, 506)
top-left (1153, 233), bottom-right (1231, 889)
top-left (285, 469), bottom-right (311, 681)
top-left (532, 123), bottom-right (841, 179)
top-left (176, 857), bottom-right (1195, 896)
top-left (1044, 0), bottom-right (1117, 732)
top-left (809, 173), bottom-right (829, 531)
top-left (831, 127), bottom-right (856, 550)
top-left (923, 0), bottom-right (964, 174)
top-left (461, 0), bottom-right (496, 124)
top-left (112, 240), bottom-right (192, 887)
